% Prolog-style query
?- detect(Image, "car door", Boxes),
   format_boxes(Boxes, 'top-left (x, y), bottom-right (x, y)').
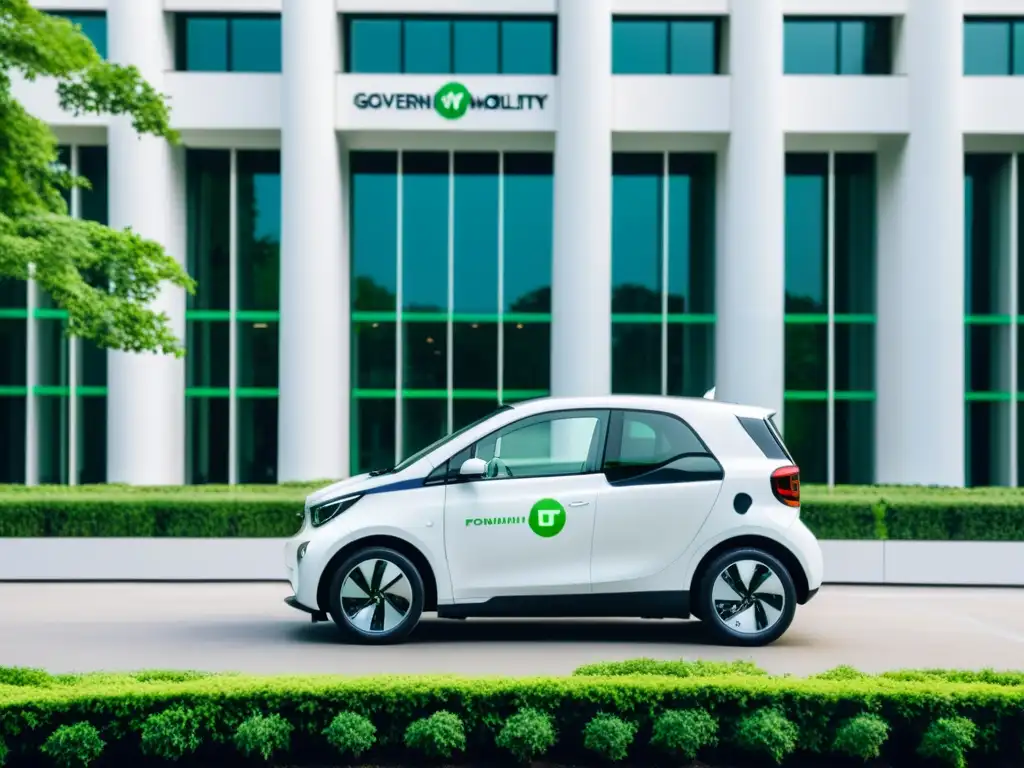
top-left (590, 408), bottom-right (724, 590)
top-left (442, 409), bottom-right (610, 600)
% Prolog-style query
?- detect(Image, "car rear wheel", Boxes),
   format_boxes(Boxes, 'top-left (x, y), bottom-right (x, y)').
top-left (327, 547), bottom-right (424, 645)
top-left (697, 547), bottom-right (796, 647)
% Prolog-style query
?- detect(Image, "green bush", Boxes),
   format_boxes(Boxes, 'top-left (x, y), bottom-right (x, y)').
top-left (0, 738), bottom-right (7, 767)
top-left (734, 708), bottom-right (799, 764)
top-left (832, 713), bottom-right (890, 760)
top-left (404, 711), bottom-right (466, 760)
top-left (3, 483), bottom-right (1024, 539)
top-left (583, 714), bottom-right (637, 762)
top-left (495, 707), bottom-right (557, 763)
top-left (139, 705), bottom-right (203, 760)
top-left (650, 709), bottom-right (719, 760)
top-left (40, 722), bottom-right (105, 767)
top-left (233, 713), bottom-right (293, 761)
top-left (918, 717), bottom-right (977, 768)
top-left (323, 711), bottom-right (376, 760)
top-left (575, 658), bottom-right (767, 678)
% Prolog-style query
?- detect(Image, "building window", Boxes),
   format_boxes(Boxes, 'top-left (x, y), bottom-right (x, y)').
top-left (784, 17), bottom-right (892, 75)
top-left (610, 153), bottom-right (716, 398)
top-left (48, 12), bottom-right (107, 59)
top-left (344, 16), bottom-right (556, 74)
top-left (349, 150), bottom-right (553, 475)
top-left (964, 18), bottom-right (1024, 75)
top-left (175, 14), bottom-right (282, 72)
top-left (185, 149), bottom-right (281, 484)
top-left (784, 153), bottom-right (877, 486)
top-left (612, 17), bottom-right (721, 74)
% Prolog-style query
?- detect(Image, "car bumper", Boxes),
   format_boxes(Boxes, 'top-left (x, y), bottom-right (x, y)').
top-left (284, 595), bottom-right (328, 622)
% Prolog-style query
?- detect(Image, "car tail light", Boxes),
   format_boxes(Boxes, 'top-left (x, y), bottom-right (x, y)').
top-left (771, 465), bottom-right (800, 508)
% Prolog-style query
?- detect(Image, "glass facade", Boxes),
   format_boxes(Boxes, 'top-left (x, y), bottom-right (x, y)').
top-left (611, 17), bottom-right (722, 74)
top-left (784, 153), bottom-right (877, 485)
top-left (783, 17), bottom-right (892, 75)
top-left (610, 153), bottom-right (715, 398)
top-left (344, 16), bottom-right (556, 74)
top-left (175, 14), bottom-right (282, 72)
top-left (964, 18), bottom-right (1024, 75)
top-left (48, 12), bottom-right (107, 59)
top-left (185, 149), bottom-right (281, 484)
top-left (349, 150), bottom-right (553, 475)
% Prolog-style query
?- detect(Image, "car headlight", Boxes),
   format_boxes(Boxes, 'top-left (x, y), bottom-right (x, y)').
top-left (309, 494), bottom-right (363, 527)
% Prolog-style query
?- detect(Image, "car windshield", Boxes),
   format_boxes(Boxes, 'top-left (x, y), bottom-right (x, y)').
top-left (388, 405), bottom-right (513, 473)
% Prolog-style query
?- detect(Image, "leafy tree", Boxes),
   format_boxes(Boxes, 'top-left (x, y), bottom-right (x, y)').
top-left (0, 0), bottom-right (194, 356)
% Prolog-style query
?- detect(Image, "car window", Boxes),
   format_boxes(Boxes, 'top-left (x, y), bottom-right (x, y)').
top-left (471, 414), bottom-right (601, 480)
top-left (613, 411), bottom-right (705, 467)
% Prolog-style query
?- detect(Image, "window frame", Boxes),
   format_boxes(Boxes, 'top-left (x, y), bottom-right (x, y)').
top-left (425, 407), bottom-right (611, 485)
top-left (174, 12), bottom-right (282, 73)
top-left (611, 15), bottom-right (723, 75)
top-left (342, 13), bottom-right (558, 74)
top-left (602, 408), bottom-right (723, 484)
top-left (963, 16), bottom-right (1024, 76)
top-left (782, 15), bottom-right (893, 76)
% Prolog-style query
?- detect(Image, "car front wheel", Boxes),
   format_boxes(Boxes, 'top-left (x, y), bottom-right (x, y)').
top-left (697, 547), bottom-right (797, 647)
top-left (327, 546), bottom-right (425, 645)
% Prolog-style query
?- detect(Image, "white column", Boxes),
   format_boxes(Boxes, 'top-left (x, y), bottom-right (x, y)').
top-left (106, 0), bottom-right (186, 485)
top-left (551, 0), bottom-right (612, 397)
top-left (279, 0), bottom-right (347, 481)
top-left (716, 0), bottom-right (785, 419)
top-left (875, 0), bottom-right (964, 485)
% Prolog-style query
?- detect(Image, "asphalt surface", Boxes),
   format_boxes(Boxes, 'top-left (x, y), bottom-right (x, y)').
top-left (1, 583), bottom-right (1022, 676)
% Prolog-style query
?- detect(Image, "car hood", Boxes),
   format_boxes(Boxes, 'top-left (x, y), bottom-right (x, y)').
top-left (305, 471), bottom-right (411, 507)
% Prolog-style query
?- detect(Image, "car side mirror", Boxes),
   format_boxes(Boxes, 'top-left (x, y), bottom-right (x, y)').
top-left (459, 457), bottom-right (487, 478)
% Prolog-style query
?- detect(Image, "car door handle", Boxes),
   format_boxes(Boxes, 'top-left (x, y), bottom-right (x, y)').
top-left (568, 500), bottom-right (590, 507)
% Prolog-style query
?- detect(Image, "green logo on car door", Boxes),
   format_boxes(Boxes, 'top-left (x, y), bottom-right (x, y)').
top-left (529, 498), bottom-right (566, 538)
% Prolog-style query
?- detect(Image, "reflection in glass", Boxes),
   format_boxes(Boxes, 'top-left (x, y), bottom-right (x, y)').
top-left (454, 20), bottom-right (499, 73)
top-left (237, 151), bottom-right (280, 311)
top-left (834, 153), bottom-right (876, 315)
top-left (347, 19), bottom-right (401, 73)
top-left (403, 322), bottom-right (446, 390)
top-left (354, 322), bottom-right (396, 390)
top-left (177, 15), bottom-right (282, 72)
top-left (966, 325), bottom-right (1006, 394)
top-left (0, 397), bottom-right (25, 483)
top-left (36, 319), bottom-right (68, 388)
top-left (612, 153), bottom-right (663, 313)
top-left (784, 18), bottom-right (890, 74)
top-left (404, 20), bottom-right (452, 73)
top-left (37, 396), bottom-right (69, 484)
top-left (783, 400), bottom-right (827, 483)
top-left (231, 17), bottom-right (282, 72)
top-left (0, 278), bottom-right (25, 309)
top-left (503, 321), bottom-right (549, 392)
top-left (454, 398), bottom-right (499, 431)
top-left (186, 150), bottom-right (230, 310)
top-left (453, 323), bottom-right (498, 391)
top-left (785, 154), bottom-right (828, 313)
top-left (186, 321), bottom-right (229, 389)
top-left (187, 397), bottom-right (229, 484)
top-left (79, 146), bottom-right (108, 225)
top-left (501, 20), bottom-right (555, 74)
top-left (612, 324), bottom-right (661, 395)
top-left (835, 401), bottom-right (874, 485)
top-left (667, 323), bottom-right (715, 397)
top-left (668, 153), bottom-right (715, 314)
top-left (0, 320), bottom-right (27, 386)
top-left (355, 398), bottom-right (396, 474)
top-left (835, 324), bottom-right (875, 392)
top-left (238, 398), bottom-right (277, 483)
top-left (351, 152), bottom-right (398, 311)
top-left (402, 152), bottom-right (449, 312)
top-left (237, 321), bottom-right (279, 389)
top-left (785, 323), bottom-right (827, 391)
top-left (964, 20), bottom-right (1011, 75)
top-left (403, 399), bottom-right (447, 459)
top-left (670, 20), bottom-right (719, 74)
top-left (964, 154), bottom-right (1007, 316)
top-left (77, 396), bottom-right (106, 484)
top-left (454, 153), bottom-right (499, 314)
top-left (967, 402), bottom-right (1010, 487)
top-left (179, 17), bottom-right (229, 71)
top-left (612, 19), bottom-right (668, 74)
top-left (503, 153), bottom-right (553, 313)
top-left (79, 339), bottom-right (106, 388)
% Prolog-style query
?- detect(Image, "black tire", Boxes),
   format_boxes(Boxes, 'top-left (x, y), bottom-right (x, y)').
top-left (327, 546), bottom-right (425, 645)
top-left (697, 547), bottom-right (797, 647)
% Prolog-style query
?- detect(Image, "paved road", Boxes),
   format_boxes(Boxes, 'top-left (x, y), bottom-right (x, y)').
top-left (1, 583), bottom-right (1023, 676)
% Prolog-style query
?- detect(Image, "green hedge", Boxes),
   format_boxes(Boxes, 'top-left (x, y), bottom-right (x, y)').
top-left (1, 660), bottom-right (1024, 767)
top-left (1, 484), bottom-right (1024, 540)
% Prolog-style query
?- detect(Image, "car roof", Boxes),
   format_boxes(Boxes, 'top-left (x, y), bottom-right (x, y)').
top-left (507, 394), bottom-right (775, 421)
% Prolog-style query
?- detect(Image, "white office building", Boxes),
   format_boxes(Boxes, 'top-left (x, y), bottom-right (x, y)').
top-left (4, 0), bottom-right (1023, 488)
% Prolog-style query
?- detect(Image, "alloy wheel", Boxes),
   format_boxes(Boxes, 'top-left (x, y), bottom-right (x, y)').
top-left (712, 559), bottom-right (786, 634)
top-left (340, 558), bottom-right (413, 633)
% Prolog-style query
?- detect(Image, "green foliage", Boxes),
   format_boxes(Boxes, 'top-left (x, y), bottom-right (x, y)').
top-left (495, 707), bottom-right (557, 763)
top-left (139, 705), bottom-right (202, 760)
top-left (734, 708), bottom-right (799, 764)
top-left (0, 666), bottom-right (54, 687)
top-left (323, 711), bottom-right (376, 760)
top-left (5, 483), bottom-right (1024, 539)
top-left (0, 737), bottom-right (7, 767)
top-left (575, 657), bottom-right (768, 678)
top-left (0, 0), bottom-right (193, 356)
top-left (40, 722), bottom-right (105, 767)
top-left (583, 714), bottom-right (637, 762)
top-left (918, 717), bottom-right (977, 768)
top-left (403, 711), bottom-right (466, 760)
top-left (832, 713), bottom-right (890, 760)
top-left (232, 713), bottom-right (292, 761)
top-left (650, 708), bottom-right (718, 760)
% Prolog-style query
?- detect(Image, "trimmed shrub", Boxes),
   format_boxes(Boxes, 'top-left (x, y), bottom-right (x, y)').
top-left (583, 714), bottom-right (637, 762)
top-left (40, 722), bottom-right (105, 767)
top-left (323, 712), bottom-right (376, 760)
top-left (0, 738), bottom-right (7, 767)
top-left (575, 658), bottom-right (767, 678)
top-left (832, 713), bottom-right (890, 760)
top-left (404, 711), bottom-right (466, 761)
top-left (139, 705), bottom-right (202, 760)
top-left (233, 713), bottom-right (292, 761)
top-left (734, 708), bottom-right (799, 764)
top-left (650, 709), bottom-right (719, 761)
top-left (918, 717), bottom-right (977, 768)
top-left (495, 707), bottom-right (557, 763)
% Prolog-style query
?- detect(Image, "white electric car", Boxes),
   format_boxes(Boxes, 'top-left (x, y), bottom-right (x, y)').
top-left (284, 395), bottom-right (823, 647)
